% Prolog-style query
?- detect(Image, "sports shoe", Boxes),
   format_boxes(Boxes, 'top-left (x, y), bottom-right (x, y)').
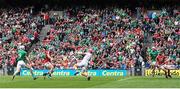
top-left (47, 74), bottom-right (52, 79)
top-left (74, 72), bottom-right (80, 76)
top-left (43, 73), bottom-right (48, 76)
top-left (12, 76), bottom-right (15, 80)
top-left (168, 75), bottom-right (172, 78)
top-left (33, 77), bottom-right (38, 80)
top-left (43, 73), bottom-right (48, 80)
top-left (165, 75), bottom-right (168, 79)
top-left (87, 76), bottom-right (91, 81)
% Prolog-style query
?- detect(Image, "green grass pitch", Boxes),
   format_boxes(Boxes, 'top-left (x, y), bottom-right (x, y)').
top-left (0, 76), bottom-right (180, 88)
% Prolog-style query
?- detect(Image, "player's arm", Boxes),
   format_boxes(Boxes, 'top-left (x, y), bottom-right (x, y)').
top-left (147, 55), bottom-right (151, 62)
top-left (164, 56), bottom-right (168, 63)
top-left (155, 55), bottom-right (158, 62)
top-left (155, 55), bottom-right (160, 64)
top-left (47, 53), bottom-right (54, 61)
top-left (25, 56), bottom-right (31, 63)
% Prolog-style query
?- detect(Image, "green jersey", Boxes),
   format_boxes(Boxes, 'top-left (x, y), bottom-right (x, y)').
top-left (16, 50), bottom-right (27, 62)
top-left (149, 49), bottom-right (159, 62)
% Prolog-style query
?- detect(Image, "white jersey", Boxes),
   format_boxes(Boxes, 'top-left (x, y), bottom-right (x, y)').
top-left (82, 52), bottom-right (92, 63)
top-left (77, 52), bottom-right (92, 67)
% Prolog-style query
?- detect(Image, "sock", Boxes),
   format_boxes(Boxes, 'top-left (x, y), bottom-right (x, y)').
top-left (47, 70), bottom-right (54, 78)
top-left (168, 70), bottom-right (171, 75)
top-left (32, 73), bottom-right (36, 78)
top-left (29, 68), bottom-right (36, 78)
top-left (13, 70), bottom-right (19, 76)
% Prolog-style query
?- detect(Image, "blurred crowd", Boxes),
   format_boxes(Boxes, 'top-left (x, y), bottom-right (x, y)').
top-left (0, 7), bottom-right (44, 68)
top-left (0, 6), bottom-right (179, 70)
top-left (146, 9), bottom-right (180, 68)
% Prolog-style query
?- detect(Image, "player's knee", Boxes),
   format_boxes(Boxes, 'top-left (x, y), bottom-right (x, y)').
top-left (16, 67), bottom-right (21, 71)
top-left (81, 72), bottom-right (85, 75)
top-left (73, 64), bottom-right (77, 68)
top-left (73, 64), bottom-right (77, 67)
top-left (50, 64), bottom-right (54, 69)
top-left (16, 69), bottom-right (21, 73)
top-left (51, 65), bottom-right (54, 69)
top-left (81, 72), bottom-right (88, 76)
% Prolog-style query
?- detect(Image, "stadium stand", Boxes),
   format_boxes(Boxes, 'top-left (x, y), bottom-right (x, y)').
top-left (0, 0), bottom-right (179, 75)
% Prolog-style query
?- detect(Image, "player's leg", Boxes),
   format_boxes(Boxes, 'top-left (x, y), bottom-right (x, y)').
top-left (73, 64), bottom-right (79, 70)
top-left (156, 64), bottom-right (161, 75)
top-left (12, 62), bottom-right (21, 80)
top-left (80, 66), bottom-right (91, 81)
top-left (25, 63), bottom-right (37, 80)
top-left (151, 61), bottom-right (156, 77)
top-left (43, 62), bottom-right (54, 79)
top-left (151, 65), bottom-right (155, 77)
top-left (157, 67), bottom-right (161, 75)
top-left (160, 65), bottom-right (168, 78)
top-left (167, 69), bottom-right (172, 78)
top-left (81, 67), bottom-right (88, 77)
top-left (165, 65), bottom-right (172, 78)
top-left (164, 69), bottom-right (169, 78)
top-left (73, 63), bottom-right (81, 75)
top-left (47, 63), bottom-right (54, 78)
top-left (164, 70), bottom-right (168, 78)
top-left (81, 72), bottom-right (91, 81)
top-left (42, 63), bottom-right (49, 79)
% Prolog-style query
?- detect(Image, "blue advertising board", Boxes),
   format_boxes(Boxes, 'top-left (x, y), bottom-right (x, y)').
top-left (20, 69), bottom-right (127, 76)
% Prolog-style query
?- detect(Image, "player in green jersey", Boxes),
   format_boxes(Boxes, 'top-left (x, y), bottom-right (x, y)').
top-left (148, 47), bottom-right (159, 77)
top-left (12, 47), bottom-right (37, 80)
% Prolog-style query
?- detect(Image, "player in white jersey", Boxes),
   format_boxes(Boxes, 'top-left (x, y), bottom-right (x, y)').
top-left (73, 49), bottom-right (93, 81)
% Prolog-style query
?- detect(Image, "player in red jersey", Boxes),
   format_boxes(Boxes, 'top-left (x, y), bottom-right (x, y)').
top-left (42, 47), bottom-right (54, 79)
top-left (156, 52), bottom-right (166, 67)
top-left (156, 52), bottom-right (172, 78)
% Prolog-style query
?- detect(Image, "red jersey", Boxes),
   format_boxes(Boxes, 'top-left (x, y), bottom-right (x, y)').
top-left (42, 51), bottom-right (51, 63)
top-left (156, 55), bottom-right (166, 65)
top-left (44, 14), bottom-right (49, 20)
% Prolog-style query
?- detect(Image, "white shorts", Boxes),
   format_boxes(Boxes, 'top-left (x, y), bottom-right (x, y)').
top-left (160, 65), bottom-right (175, 69)
top-left (159, 65), bottom-right (165, 69)
top-left (77, 61), bottom-right (88, 67)
top-left (17, 60), bottom-right (26, 69)
top-left (77, 61), bottom-right (88, 72)
top-left (151, 61), bottom-right (156, 65)
top-left (164, 65), bottom-right (176, 69)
